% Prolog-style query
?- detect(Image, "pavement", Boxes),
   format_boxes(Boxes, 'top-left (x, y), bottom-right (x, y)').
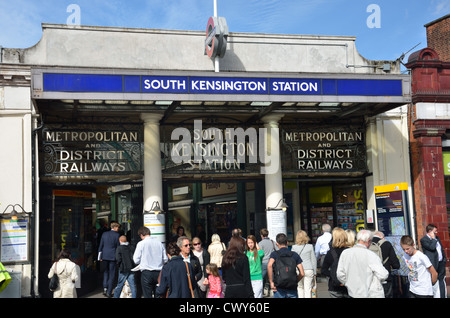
top-left (82, 276), bottom-right (331, 299)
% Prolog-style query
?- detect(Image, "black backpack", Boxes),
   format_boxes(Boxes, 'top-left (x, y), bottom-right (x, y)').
top-left (273, 250), bottom-right (298, 290)
top-left (328, 249), bottom-right (342, 287)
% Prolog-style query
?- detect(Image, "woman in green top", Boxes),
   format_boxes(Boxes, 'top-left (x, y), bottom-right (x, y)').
top-left (246, 235), bottom-right (265, 298)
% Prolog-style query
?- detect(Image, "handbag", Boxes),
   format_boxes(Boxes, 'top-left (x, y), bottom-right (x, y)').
top-left (184, 261), bottom-right (195, 298)
top-left (221, 243), bottom-right (226, 255)
top-left (49, 262), bottom-right (59, 291)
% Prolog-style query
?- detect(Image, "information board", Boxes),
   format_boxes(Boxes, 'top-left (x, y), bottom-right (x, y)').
top-left (374, 183), bottom-right (410, 237)
top-left (143, 213), bottom-right (166, 244)
top-left (1, 219), bottom-right (29, 263)
top-left (266, 209), bottom-right (287, 241)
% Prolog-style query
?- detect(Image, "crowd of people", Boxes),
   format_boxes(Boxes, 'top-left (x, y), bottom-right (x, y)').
top-left (47, 221), bottom-right (446, 299)
top-left (315, 223), bottom-right (446, 299)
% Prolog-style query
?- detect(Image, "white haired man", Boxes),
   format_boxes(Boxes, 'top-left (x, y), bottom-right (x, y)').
top-left (314, 223), bottom-right (332, 268)
top-left (336, 230), bottom-right (389, 298)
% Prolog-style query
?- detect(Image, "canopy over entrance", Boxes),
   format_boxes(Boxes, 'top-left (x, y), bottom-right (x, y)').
top-left (32, 68), bottom-right (410, 125)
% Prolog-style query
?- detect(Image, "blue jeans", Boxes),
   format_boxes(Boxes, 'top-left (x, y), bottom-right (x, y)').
top-left (274, 288), bottom-right (298, 298)
top-left (261, 262), bottom-right (269, 289)
top-left (114, 271), bottom-right (136, 298)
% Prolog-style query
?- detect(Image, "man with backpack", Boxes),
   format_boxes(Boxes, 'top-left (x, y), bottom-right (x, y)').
top-left (267, 233), bottom-right (304, 298)
top-left (369, 231), bottom-right (400, 298)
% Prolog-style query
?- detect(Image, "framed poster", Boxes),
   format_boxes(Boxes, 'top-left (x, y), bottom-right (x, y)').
top-left (374, 183), bottom-right (410, 237)
top-left (1, 219), bottom-right (29, 263)
top-left (266, 209), bottom-right (287, 242)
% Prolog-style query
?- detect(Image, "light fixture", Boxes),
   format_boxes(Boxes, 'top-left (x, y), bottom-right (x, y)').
top-left (146, 201), bottom-right (163, 215)
top-left (268, 198), bottom-right (288, 212)
top-left (251, 102), bottom-right (272, 107)
top-left (1, 204), bottom-right (31, 221)
top-left (155, 101), bottom-right (173, 106)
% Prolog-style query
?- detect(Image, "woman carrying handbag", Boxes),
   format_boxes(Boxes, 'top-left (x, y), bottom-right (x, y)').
top-left (48, 248), bottom-right (79, 298)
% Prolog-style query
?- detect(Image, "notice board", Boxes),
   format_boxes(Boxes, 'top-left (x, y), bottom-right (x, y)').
top-left (374, 183), bottom-right (410, 237)
top-left (0, 219), bottom-right (29, 263)
top-left (266, 209), bottom-right (287, 242)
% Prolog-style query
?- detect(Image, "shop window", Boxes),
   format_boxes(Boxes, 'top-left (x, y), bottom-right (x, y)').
top-left (117, 192), bottom-right (132, 235)
top-left (308, 185), bottom-right (334, 243)
top-left (309, 186), bottom-right (333, 203)
top-left (301, 182), bottom-right (366, 244)
top-left (334, 184), bottom-right (365, 232)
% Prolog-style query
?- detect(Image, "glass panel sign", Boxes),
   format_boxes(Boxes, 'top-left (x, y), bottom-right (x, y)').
top-left (281, 125), bottom-right (367, 175)
top-left (160, 122), bottom-right (262, 175)
top-left (40, 126), bottom-right (143, 176)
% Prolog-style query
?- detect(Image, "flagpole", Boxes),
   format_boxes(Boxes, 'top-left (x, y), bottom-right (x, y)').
top-left (214, 0), bottom-right (219, 72)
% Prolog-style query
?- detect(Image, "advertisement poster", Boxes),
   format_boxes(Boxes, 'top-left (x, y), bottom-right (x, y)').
top-left (1, 219), bottom-right (29, 263)
top-left (374, 183), bottom-right (409, 237)
top-left (266, 209), bottom-right (287, 241)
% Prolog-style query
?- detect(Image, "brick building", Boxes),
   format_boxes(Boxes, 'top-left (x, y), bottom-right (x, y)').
top-left (406, 14), bottom-right (450, 292)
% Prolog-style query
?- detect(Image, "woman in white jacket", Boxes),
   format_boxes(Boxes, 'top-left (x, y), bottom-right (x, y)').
top-left (208, 234), bottom-right (226, 272)
top-left (48, 248), bottom-right (79, 298)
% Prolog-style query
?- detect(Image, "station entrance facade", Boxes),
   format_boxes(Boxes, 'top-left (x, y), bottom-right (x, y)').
top-left (0, 23), bottom-right (410, 297)
top-left (33, 70), bottom-right (409, 297)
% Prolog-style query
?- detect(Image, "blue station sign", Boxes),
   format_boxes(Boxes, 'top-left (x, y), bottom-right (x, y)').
top-left (42, 73), bottom-right (403, 96)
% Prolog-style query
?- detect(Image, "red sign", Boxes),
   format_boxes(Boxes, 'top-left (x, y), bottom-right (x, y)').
top-left (205, 16), bottom-right (228, 58)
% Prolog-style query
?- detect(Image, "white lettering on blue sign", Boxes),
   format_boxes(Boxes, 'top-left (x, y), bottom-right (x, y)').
top-left (190, 79), bottom-right (266, 93)
top-left (272, 81), bottom-right (318, 92)
top-left (42, 73), bottom-right (404, 97)
top-left (143, 79), bottom-right (187, 91)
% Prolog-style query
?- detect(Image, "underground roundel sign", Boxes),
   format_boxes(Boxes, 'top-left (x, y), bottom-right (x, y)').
top-left (205, 16), bottom-right (229, 59)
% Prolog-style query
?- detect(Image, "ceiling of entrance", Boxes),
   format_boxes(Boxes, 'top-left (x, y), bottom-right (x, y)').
top-left (35, 98), bottom-right (405, 126)
top-left (32, 69), bottom-right (411, 185)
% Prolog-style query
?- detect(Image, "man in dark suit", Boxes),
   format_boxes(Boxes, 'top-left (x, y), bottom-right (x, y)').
top-left (420, 224), bottom-right (447, 298)
top-left (98, 221), bottom-right (121, 297)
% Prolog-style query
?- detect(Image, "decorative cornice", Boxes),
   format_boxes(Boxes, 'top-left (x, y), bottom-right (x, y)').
top-left (411, 90), bottom-right (450, 104)
top-left (412, 127), bottom-right (446, 139)
top-left (0, 64), bottom-right (31, 87)
top-left (412, 119), bottom-right (448, 139)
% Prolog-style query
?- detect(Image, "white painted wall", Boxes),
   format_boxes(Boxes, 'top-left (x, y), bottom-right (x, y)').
top-left (3, 24), bottom-right (399, 74)
top-left (366, 105), bottom-right (415, 238)
top-left (0, 81), bottom-right (34, 297)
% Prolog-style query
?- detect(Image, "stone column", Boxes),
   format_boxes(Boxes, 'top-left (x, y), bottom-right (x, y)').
top-left (262, 114), bottom-right (285, 240)
top-left (141, 113), bottom-right (164, 212)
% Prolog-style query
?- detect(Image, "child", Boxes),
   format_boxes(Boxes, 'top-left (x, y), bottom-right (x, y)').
top-left (400, 235), bottom-right (438, 298)
top-left (203, 263), bottom-right (224, 298)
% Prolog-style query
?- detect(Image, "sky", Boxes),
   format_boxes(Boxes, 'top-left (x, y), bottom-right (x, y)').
top-left (0, 0), bottom-right (449, 64)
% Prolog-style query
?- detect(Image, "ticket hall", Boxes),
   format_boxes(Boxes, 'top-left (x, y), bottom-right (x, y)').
top-left (0, 23), bottom-right (411, 297)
